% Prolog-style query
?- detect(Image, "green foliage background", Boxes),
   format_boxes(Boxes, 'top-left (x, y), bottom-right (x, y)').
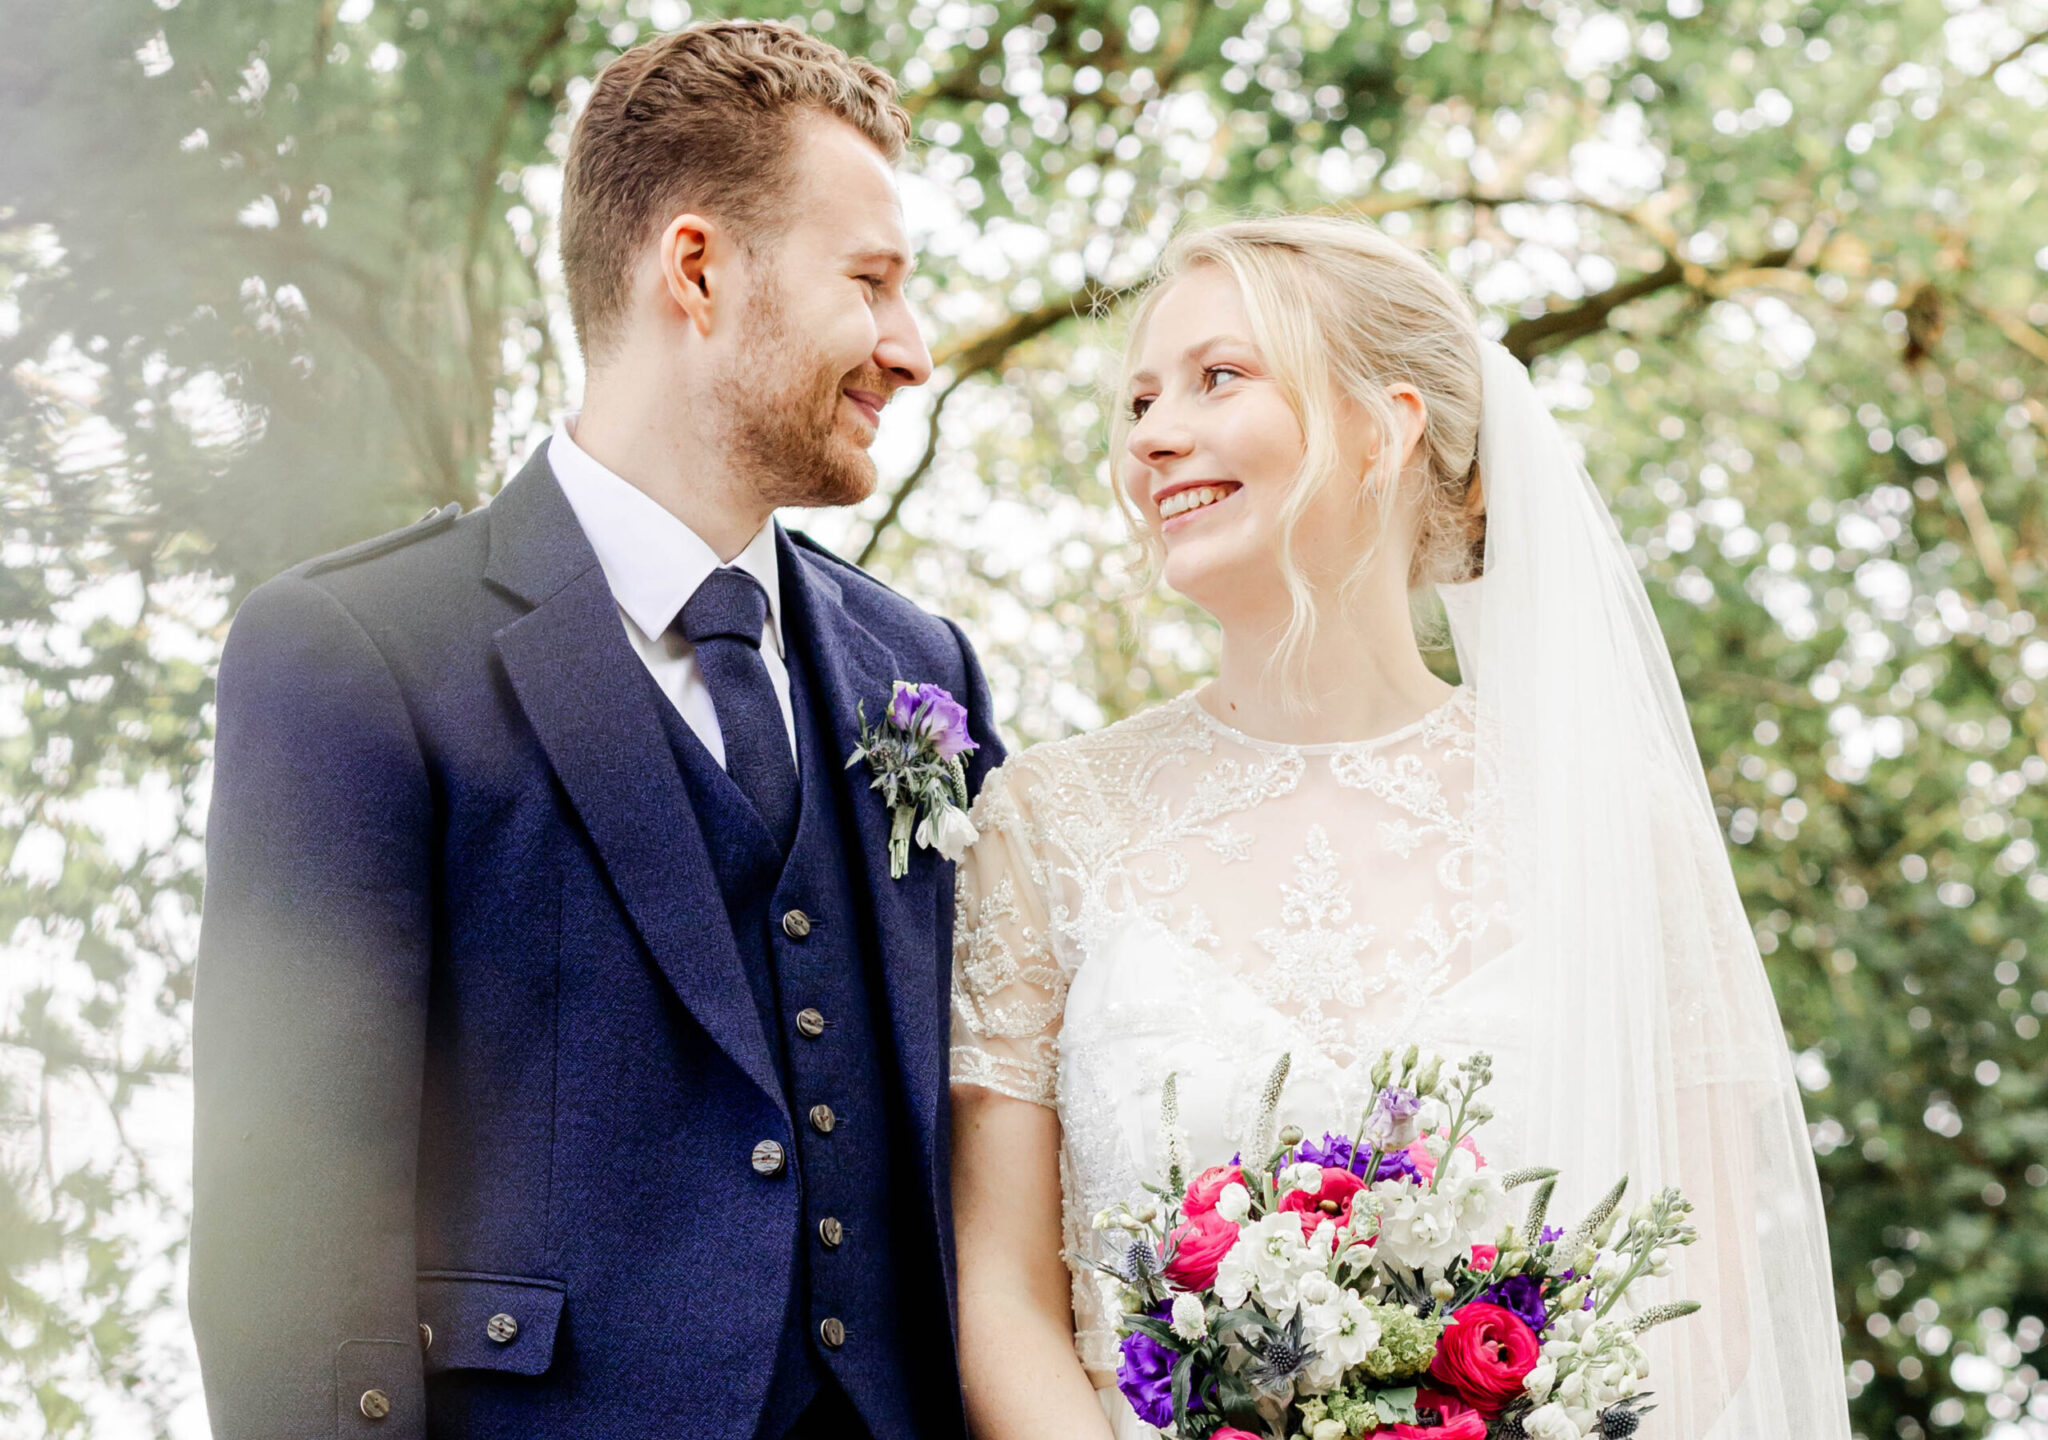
top-left (2, 0), bottom-right (2046, 1434)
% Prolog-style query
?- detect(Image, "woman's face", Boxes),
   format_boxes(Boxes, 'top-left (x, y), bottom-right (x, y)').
top-left (1121, 266), bottom-right (1398, 627)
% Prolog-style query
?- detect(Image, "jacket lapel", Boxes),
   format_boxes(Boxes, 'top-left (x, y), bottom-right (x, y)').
top-left (485, 449), bottom-right (783, 1111)
top-left (778, 530), bottom-right (947, 1173)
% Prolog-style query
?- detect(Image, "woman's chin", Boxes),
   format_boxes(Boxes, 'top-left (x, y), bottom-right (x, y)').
top-left (1162, 544), bottom-right (1271, 612)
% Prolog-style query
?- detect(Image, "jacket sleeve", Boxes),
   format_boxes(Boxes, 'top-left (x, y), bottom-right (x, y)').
top-left (190, 573), bottom-right (433, 1440)
top-left (944, 617), bottom-right (1006, 798)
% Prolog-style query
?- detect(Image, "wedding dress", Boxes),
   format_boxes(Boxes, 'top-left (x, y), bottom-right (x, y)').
top-left (949, 342), bottom-right (1852, 1439)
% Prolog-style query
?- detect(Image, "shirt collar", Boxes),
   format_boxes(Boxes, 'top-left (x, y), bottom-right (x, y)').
top-left (545, 414), bottom-right (784, 656)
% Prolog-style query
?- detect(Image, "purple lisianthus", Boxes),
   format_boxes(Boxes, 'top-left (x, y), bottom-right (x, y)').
top-left (1117, 1303), bottom-right (1197, 1430)
top-left (1296, 1130), bottom-right (1420, 1183)
top-left (1363, 1085), bottom-right (1423, 1149)
top-left (1477, 1273), bottom-right (1552, 1335)
top-left (886, 682), bottom-right (978, 760)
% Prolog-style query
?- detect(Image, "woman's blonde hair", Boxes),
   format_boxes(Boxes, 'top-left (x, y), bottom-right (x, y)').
top-left (1111, 214), bottom-right (1487, 686)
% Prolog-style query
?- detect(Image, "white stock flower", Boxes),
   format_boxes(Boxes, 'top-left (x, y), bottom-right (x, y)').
top-left (1215, 1181), bottom-right (1252, 1222)
top-left (1523, 1357), bottom-right (1558, 1403)
top-left (1299, 1277), bottom-right (1382, 1390)
top-left (1370, 1180), bottom-right (1465, 1274)
top-left (920, 803), bottom-right (979, 861)
top-left (1430, 1145), bottom-right (1505, 1241)
top-left (1523, 1402), bottom-right (1581, 1440)
top-left (1212, 1211), bottom-right (1317, 1317)
top-left (1282, 1161), bottom-right (1325, 1193)
top-left (1170, 1291), bottom-right (1209, 1342)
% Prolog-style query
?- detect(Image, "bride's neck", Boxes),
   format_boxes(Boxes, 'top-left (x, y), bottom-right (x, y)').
top-left (1204, 588), bottom-right (1453, 746)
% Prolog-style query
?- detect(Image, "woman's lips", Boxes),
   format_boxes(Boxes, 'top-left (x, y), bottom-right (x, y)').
top-left (1158, 481), bottom-right (1242, 532)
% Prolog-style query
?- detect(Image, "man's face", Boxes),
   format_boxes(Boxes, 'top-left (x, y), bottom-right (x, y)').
top-left (714, 115), bottom-right (932, 510)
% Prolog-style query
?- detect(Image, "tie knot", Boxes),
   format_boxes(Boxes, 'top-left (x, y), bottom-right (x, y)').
top-left (679, 568), bottom-right (769, 648)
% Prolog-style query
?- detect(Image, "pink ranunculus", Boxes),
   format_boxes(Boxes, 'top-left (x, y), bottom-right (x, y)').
top-left (1402, 1132), bottom-right (1486, 1182)
top-left (1212, 1430), bottom-right (1263, 1440)
top-left (1428, 1302), bottom-right (1542, 1417)
top-left (1161, 1207), bottom-right (1240, 1291)
top-left (1278, 1165), bottom-right (1369, 1230)
top-left (1387, 1389), bottom-right (1489, 1438)
top-left (1182, 1163), bottom-right (1244, 1218)
top-left (1468, 1244), bottom-right (1499, 1272)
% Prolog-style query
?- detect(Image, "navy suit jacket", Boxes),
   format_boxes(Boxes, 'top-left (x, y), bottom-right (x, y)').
top-left (189, 447), bottom-right (1003, 1438)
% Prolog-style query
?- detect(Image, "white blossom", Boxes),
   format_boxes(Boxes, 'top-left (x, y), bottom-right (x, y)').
top-left (1523, 1402), bottom-right (1582, 1440)
top-left (1370, 1181), bottom-right (1465, 1273)
top-left (1212, 1211), bottom-right (1317, 1316)
top-left (1170, 1291), bottom-right (1209, 1342)
top-left (1281, 1160), bottom-right (1325, 1193)
top-left (1215, 1181), bottom-right (1252, 1222)
top-left (1298, 1275), bottom-right (1383, 1390)
top-left (918, 803), bottom-right (979, 861)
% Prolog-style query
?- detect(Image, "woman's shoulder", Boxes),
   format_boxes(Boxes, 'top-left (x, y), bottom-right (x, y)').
top-left (971, 693), bottom-right (1205, 821)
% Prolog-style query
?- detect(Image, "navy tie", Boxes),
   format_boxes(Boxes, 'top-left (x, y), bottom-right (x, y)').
top-left (678, 568), bottom-right (800, 852)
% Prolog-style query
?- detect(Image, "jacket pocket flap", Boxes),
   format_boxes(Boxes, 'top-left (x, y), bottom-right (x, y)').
top-left (417, 1271), bottom-right (565, 1377)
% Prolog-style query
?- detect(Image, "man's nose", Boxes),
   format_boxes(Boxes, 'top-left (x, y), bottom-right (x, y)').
top-left (875, 302), bottom-right (933, 388)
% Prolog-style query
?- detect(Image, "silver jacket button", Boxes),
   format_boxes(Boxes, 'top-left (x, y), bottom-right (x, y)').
top-left (819, 1317), bottom-right (846, 1349)
top-left (781, 909), bottom-right (812, 939)
top-left (486, 1312), bottom-right (519, 1344)
top-left (359, 1389), bottom-right (391, 1420)
top-left (751, 1139), bottom-right (787, 1176)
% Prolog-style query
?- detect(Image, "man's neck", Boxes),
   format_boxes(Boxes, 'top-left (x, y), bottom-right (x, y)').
top-left (571, 387), bottom-right (772, 563)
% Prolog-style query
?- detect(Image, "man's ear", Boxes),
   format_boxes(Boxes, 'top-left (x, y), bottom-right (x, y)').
top-left (658, 212), bottom-right (721, 338)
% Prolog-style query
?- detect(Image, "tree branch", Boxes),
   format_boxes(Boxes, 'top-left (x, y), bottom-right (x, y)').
top-left (852, 278), bottom-right (1136, 561)
top-left (855, 371), bottom-right (969, 567)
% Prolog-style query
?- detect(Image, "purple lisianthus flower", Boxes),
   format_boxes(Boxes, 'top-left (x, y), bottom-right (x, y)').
top-left (1117, 1303), bottom-right (1197, 1430)
top-left (1373, 1146), bottom-right (1421, 1183)
top-left (1540, 1225), bottom-right (1565, 1244)
top-left (1295, 1132), bottom-right (1355, 1171)
top-left (1297, 1130), bottom-right (1420, 1183)
top-left (887, 682), bottom-right (978, 760)
top-left (1478, 1273), bottom-right (1552, 1335)
top-left (1363, 1085), bottom-right (1423, 1149)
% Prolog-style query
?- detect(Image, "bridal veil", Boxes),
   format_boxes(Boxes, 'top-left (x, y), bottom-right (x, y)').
top-left (1440, 341), bottom-right (1852, 1437)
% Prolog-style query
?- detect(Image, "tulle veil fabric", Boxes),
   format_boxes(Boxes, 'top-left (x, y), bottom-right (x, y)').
top-left (1437, 341), bottom-right (1851, 1437)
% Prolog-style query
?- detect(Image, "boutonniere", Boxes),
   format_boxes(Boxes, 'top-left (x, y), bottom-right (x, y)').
top-left (846, 681), bottom-right (980, 879)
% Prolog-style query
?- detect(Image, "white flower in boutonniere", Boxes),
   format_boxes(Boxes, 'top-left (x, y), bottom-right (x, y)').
top-left (845, 681), bottom-right (981, 878)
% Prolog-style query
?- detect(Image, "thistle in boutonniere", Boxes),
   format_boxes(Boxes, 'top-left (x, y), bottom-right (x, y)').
top-left (846, 681), bottom-right (980, 878)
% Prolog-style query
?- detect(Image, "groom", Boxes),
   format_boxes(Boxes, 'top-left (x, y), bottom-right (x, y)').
top-left (189, 22), bottom-right (1000, 1440)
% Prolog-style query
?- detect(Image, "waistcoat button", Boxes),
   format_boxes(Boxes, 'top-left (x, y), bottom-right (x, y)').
top-left (781, 909), bottom-right (812, 939)
top-left (808, 1104), bottom-right (836, 1135)
top-left (819, 1317), bottom-right (846, 1349)
top-left (360, 1390), bottom-right (391, 1420)
top-left (751, 1139), bottom-right (787, 1176)
top-left (418, 1322), bottom-right (433, 1352)
top-left (795, 1007), bottom-right (826, 1038)
top-left (818, 1216), bottom-right (845, 1248)
top-left (486, 1312), bottom-right (519, 1344)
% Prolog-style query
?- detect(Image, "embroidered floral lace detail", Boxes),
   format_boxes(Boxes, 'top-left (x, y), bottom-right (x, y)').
top-left (949, 688), bottom-right (1488, 1097)
top-left (947, 687), bottom-right (1495, 1383)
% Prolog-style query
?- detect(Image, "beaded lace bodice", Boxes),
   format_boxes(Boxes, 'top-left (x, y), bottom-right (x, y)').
top-left (951, 687), bottom-right (1519, 1383)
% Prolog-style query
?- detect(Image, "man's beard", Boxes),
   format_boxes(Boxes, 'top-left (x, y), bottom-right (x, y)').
top-left (714, 282), bottom-right (882, 511)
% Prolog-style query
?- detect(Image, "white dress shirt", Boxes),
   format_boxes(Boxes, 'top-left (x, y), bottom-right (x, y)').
top-left (546, 415), bottom-right (795, 769)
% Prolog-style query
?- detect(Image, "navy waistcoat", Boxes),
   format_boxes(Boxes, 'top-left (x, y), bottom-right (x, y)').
top-left (654, 603), bottom-right (916, 1439)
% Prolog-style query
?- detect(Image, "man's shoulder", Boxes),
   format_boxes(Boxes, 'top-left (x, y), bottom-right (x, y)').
top-left (231, 503), bottom-right (497, 661)
top-left (787, 530), bottom-right (961, 649)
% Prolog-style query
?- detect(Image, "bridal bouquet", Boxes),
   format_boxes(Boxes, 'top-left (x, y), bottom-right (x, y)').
top-left (1094, 1050), bottom-right (1700, 1440)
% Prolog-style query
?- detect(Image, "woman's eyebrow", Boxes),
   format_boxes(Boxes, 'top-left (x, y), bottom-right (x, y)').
top-left (1129, 335), bottom-right (1256, 388)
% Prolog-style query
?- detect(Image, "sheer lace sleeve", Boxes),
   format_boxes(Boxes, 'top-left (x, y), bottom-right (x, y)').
top-left (950, 761), bottom-right (1068, 1107)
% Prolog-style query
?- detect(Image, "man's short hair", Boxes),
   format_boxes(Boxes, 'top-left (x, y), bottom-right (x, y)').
top-left (560, 20), bottom-right (911, 363)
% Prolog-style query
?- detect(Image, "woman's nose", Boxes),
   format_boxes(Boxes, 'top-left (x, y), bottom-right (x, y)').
top-left (1127, 412), bottom-right (1191, 467)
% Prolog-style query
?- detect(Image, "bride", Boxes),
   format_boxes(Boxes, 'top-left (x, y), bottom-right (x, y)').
top-left (946, 215), bottom-right (1851, 1439)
